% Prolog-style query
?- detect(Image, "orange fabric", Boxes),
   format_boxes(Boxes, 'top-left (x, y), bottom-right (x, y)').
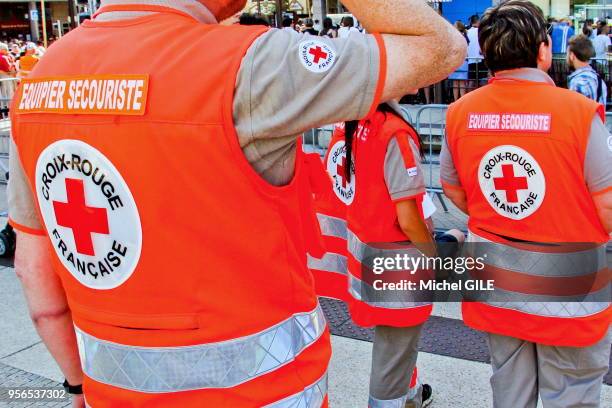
top-left (302, 135), bottom-right (350, 301)
top-left (11, 9), bottom-right (329, 406)
top-left (347, 110), bottom-right (431, 327)
top-left (446, 77), bottom-right (610, 346)
top-left (18, 55), bottom-right (38, 76)
top-left (446, 78), bottom-right (608, 244)
top-left (368, 34), bottom-right (387, 118)
top-left (8, 217), bottom-right (46, 236)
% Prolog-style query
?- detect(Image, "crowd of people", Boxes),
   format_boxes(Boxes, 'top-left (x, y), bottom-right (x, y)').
top-left (443, 13), bottom-right (612, 107)
top-left (0, 40), bottom-right (47, 80)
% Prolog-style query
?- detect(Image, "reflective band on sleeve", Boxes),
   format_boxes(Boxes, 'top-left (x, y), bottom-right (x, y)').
top-left (265, 372), bottom-right (328, 408)
top-left (307, 253), bottom-right (347, 275)
top-left (76, 305), bottom-right (327, 393)
top-left (317, 213), bottom-right (347, 240)
top-left (348, 274), bottom-right (432, 309)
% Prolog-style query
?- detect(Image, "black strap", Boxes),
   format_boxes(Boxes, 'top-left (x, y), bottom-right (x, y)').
top-left (63, 379), bottom-right (83, 395)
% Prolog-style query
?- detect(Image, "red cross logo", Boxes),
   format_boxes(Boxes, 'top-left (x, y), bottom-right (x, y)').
top-left (53, 178), bottom-right (110, 256)
top-left (336, 156), bottom-right (347, 188)
top-left (493, 164), bottom-right (528, 203)
top-left (309, 46), bottom-right (328, 64)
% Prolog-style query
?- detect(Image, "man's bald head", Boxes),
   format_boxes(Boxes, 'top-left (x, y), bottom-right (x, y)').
top-left (200, 0), bottom-right (246, 21)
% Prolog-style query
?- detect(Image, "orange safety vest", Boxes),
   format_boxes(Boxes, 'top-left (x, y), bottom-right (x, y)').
top-left (11, 5), bottom-right (330, 406)
top-left (301, 131), bottom-right (350, 302)
top-left (346, 110), bottom-right (433, 328)
top-left (446, 76), bottom-right (611, 347)
top-left (18, 54), bottom-right (38, 78)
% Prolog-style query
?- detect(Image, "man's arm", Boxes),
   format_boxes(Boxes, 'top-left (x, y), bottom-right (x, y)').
top-left (583, 115), bottom-right (612, 233)
top-left (593, 192), bottom-right (612, 233)
top-left (343, 0), bottom-right (467, 101)
top-left (384, 132), bottom-right (436, 257)
top-left (14, 233), bottom-right (84, 387)
top-left (9, 142), bottom-right (83, 407)
top-left (439, 135), bottom-right (469, 214)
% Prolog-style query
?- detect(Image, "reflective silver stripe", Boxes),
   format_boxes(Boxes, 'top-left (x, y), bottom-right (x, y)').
top-left (466, 231), bottom-right (607, 277)
top-left (369, 394), bottom-right (408, 408)
top-left (307, 252), bottom-right (347, 275)
top-left (485, 300), bottom-right (610, 317)
top-left (348, 229), bottom-right (423, 265)
top-left (348, 274), bottom-right (432, 309)
top-left (466, 230), bottom-right (610, 318)
top-left (76, 305), bottom-right (327, 393)
top-left (317, 213), bottom-right (347, 240)
top-left (266, 372), bottom-right (328, 408)
top-left (368, 381), bottom-right (419, 408)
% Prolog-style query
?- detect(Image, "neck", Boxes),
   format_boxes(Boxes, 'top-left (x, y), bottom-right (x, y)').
top-left (573, 61), bottom-right (589, 69)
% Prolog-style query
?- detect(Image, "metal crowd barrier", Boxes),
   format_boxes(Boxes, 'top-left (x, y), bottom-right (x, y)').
top-left (413, 104), bottom-right (449, 212)
top-left (0, 78), bottom-right (17, 185)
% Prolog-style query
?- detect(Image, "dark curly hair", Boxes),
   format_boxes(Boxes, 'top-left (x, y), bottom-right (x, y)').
top-left (479, 0), bottom-right (549, 73)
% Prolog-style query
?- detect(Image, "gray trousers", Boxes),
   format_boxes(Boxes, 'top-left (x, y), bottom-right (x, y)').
top-left (369, 325), bottom-right (424, 408)
top-left (488, 331), bottom-right (611, 408)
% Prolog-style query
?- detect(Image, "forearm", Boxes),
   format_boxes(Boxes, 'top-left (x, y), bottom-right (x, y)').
top-left (14, 233), bottom-right (83, 385)
top-left (401, 220), bottom-right (437, 258)
top-left (342, 0), bottom-right (448, 36)
top-left (443, 185), bottom-right (469, 215)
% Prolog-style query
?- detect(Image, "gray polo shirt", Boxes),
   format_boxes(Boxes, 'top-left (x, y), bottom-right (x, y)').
top-left (8, 0), bottom-right (383, 232)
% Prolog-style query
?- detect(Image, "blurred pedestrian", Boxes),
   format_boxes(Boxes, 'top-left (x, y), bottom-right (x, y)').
top-left (320, 17), bottom-right (337, 38)
top-left (338, 16), bottom-right (360, 38)
top-left (567, 35), bottom-right (607, 105)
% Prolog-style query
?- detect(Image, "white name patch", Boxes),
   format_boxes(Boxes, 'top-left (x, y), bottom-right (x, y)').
top-left (468, 113), bottom-right (551, 133)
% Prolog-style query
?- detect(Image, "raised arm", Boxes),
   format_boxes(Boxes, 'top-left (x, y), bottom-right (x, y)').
top-left (343, 0), bottom-right (467, 101)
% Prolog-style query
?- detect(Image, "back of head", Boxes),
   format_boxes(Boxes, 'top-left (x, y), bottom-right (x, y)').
top-left (323, 17), bottom-right (333, 30)
top-left (568, 35), bottom-right (595, 62)
top-left (597, 20), bottom-right (608, 35)
top-left (470, 14), bottom-right (480, 27)
top-left (479, 0), bottom-right (548, 73)
top-left (201, 0), bottom-right (247, 21)
top-left (342, 16), bottom-right (354, 28)
top-left (282, 17), bottom-right (292, 28)
top-left (305, 18), bottom-right (314, 28)
top-left (455, 20), bottom-right (466, 33)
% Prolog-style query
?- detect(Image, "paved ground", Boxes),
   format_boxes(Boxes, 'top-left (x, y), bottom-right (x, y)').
top-left (0, 121), bottom-right (610, 407)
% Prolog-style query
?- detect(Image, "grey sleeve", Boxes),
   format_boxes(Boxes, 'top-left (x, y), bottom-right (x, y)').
top-left (440, 136), bottom-right (461, 187)
top-left (584, 115), bottom-right (612, 194)
top-left (234, 29), bottom-right (381, 145)
top-left (8, 139), bottom-right (43, 231)
top-left (384, 135), bottom-right (426, 201)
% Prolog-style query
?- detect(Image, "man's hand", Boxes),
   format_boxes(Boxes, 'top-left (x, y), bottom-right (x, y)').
top-left (343, 0), bottom-right (467, 100)
top-left (14, 232), bottom-right (83, 388)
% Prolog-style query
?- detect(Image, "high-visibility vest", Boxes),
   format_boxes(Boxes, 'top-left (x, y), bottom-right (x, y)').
top-left (445, 76), bottom-right (611, 347)
top-left (10, 5), bottom-right (330, 406)
top-left (346, 110), bottom-right (433, 328)
top-left (301, 132), bottom-right (350, 302)
top-left (17, 54), bottom-right (38, 78)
